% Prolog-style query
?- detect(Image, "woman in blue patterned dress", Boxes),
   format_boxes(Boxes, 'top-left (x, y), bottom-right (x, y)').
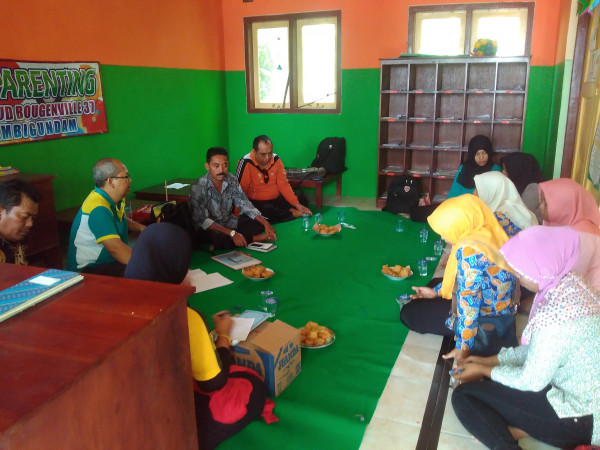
top-left (400, 194), bottom-right (518, 366)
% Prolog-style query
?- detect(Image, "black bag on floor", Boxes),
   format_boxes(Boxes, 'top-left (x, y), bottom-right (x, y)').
top-left (383, 174), bottom-right (420, 214)
top-left (311, 137), bottom-right (346, 174)
top-left (151, 201), bottom-right (195, 235)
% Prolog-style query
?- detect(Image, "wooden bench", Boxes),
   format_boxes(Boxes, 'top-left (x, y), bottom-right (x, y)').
top-left (288, 173), bottom-right (342, 210)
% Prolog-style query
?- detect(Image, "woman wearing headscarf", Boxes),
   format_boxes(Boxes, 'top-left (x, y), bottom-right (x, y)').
top-left (538, 178), bottom-right (600, 291)
top-left (124, 223), bottom-right (275, 450)
top-left (473, 171), bottom-right (538, 237)
top-left (446, 135), bottom-right (502, 199)
top-left (451, 226), bottom-right (600, 449)
top-left (400, 194), bottom-right (518, 365)
top-left (501, 152), bottom-right (544, 222)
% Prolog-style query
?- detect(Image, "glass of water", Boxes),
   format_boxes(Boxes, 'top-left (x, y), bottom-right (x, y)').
top-left (419, 229), bottom-right (429, 243)
top-left (395, 219), bottom-right (404, 232)
top-left (337, 211), bottom-right (345, 224)
top-left (302, 214), bottom-right (310, 231)
top-left (417, 259), bottom-right (428, 277)
top-left (434, 240), bottom-right (444, 256)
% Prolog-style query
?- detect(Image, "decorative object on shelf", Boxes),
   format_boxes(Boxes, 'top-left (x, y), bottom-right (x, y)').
top-left (471, 39), bottom-right (498, 56)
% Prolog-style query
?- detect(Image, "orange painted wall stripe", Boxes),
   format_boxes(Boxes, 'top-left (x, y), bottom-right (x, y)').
top-left (222, 0), bottom-right (564, 70)
top-left (2, 0), bottom-right (225, 71)
top-left (2, 1), bottom-right (569, 71)
top-left (554, 0), bottom-right (574, 65)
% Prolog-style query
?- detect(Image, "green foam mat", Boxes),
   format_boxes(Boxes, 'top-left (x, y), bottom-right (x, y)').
top-left (187, 207), bottom-right (438, 449)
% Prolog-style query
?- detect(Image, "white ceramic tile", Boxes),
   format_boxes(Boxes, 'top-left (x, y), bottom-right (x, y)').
top-left (391, 343), bottom-right (439, 381)
top-left (403, 330), bottom-right (444, 350)
top-left (518, 436), bottom-right (561, 450)
top-left (360, 417), bottom-right (421, 450)
top-left (372, 376), bottom-right (431, 425)
top-left (437, 431), bottom-right (488, 449)
top-left (440, 389), bottom-right (476, 439)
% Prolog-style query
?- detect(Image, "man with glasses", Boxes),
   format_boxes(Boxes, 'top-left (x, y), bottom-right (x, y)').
top-left (236, 135), bottom-right (311, 223)
top-left (67, 158), bottom-right (145, 276)
top-left (0, 179), bottom-right (40, 265)
top-left (190, 147), bottom-right (276, 249)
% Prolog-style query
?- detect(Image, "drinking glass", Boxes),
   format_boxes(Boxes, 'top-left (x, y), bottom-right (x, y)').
top-left (302, 214), bottom-right (310, 231)
top-left (260, 290), bottom-right (273, 312)
top-left (417, 259), bottom-right (428, 277)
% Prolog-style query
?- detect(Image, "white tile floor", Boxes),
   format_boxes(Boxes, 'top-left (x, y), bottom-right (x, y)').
top-left (322, 194), bottom-right (485, 448)
top-left (322, 195), bottom-right (555, 450)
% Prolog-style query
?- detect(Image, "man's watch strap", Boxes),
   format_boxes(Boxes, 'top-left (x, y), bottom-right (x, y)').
top-left (230, 229), bottom-right (236, 238)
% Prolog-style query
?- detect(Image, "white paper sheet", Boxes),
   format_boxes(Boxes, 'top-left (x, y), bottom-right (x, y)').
top-left (166, 183), bottom-right (190, 189)
top-left (30, 275), bottom-right (60, 286)
top-left (187, 269), bottom-right (233, 293)
top-left (229, 317), bottom-right (255, 342)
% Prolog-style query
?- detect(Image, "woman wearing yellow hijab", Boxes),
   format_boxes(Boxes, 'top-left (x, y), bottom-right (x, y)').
top-left (400, 194), bottom-right (518, 365)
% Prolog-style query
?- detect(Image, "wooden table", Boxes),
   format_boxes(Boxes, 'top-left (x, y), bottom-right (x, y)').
top-left (0, 173), bottom-right (61, 268)
top-left (0, 265), bottom-right (197, 449)
top-left (136, 174), bottom-right (342, 210)
top-left (288, 173), bottom-right (342, 210)
top-left (134, 178), bottom-right (196, 203)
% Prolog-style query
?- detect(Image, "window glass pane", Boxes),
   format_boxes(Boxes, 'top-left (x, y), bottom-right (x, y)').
top-left (472, 9), bottom-right (527, 56)
top-left (254, 22), bottom-right (289, 107)
top-left (298, 21), bottom-right (336, 108)
top-left (415, 12), bottom-right (466, 55)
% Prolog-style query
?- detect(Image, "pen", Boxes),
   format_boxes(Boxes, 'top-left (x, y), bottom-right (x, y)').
top-left (164, 180), bottom-right (168, 202)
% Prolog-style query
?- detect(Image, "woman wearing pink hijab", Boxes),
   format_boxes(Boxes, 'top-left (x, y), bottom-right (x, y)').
top-left (451, 226), bottom-right (600, 449)
top-left (539, 178), bottom-right (600, 291)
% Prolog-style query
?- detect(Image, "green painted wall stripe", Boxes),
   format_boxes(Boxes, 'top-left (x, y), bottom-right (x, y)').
top-left (2, 64), bottom-right (562, 209)
top-left (225, 69), bottom-right (380, 197)
top-left (3, 65), bottom-right (229, 211)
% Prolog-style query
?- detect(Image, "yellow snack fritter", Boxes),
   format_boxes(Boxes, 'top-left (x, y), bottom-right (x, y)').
top-left (382, 264), bottom-right (411, 278)
top-left (300, 321), bottom-right (333, 346)
top-left (317, 224), bottom-right (339, 234)
top-left (242, 264), bottom-right (274, 278)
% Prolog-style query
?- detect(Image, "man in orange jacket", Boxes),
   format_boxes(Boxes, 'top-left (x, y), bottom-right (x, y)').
top-left (236, 135), bottom-right (312, 223)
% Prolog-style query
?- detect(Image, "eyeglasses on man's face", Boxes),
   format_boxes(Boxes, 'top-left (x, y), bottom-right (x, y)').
top-left (109, 175), bottom-right (131, 181)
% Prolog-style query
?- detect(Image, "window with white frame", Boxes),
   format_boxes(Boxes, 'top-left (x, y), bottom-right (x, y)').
top-left (244, 11), bottom-right (341, 114)
top-left (409, 3), bottom-right (533, 57)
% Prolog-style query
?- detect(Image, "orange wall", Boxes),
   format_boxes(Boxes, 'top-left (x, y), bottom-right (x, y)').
top-left (2, 1), bottom-right (565, 70)
top-left (222, 0), bottom-right (561, 70)
top-left (554, 0), bottom-right (574, 64)
top-left (2, 0), bottom-right (225, 70)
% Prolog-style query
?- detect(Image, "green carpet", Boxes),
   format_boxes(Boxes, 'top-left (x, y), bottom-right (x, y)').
top-left (187, 207), bottom-right (438, 449)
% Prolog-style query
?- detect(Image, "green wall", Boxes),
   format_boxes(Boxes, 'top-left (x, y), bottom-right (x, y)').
top-left (2, 63), bottom-right (560, 208)
top-left (225, 69), bottom-right (380, 197)
top-left (226, 65), bottom-right (558, 197)
top-left (522, 65), bottom-right (556, 179)
top-left (2, 65), bottom-right (229, 210)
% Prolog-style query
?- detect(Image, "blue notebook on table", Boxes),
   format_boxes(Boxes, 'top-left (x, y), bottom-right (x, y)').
top-left (0, 269), bottom-right (84, 323)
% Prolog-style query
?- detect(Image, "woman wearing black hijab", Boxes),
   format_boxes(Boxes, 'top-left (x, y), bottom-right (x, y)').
top-left (447, 135), bottom-right (501, 198)
top-left (125, 223), bottom-right (273, 449)
top-left (501, 152), bottom-right (545, 223)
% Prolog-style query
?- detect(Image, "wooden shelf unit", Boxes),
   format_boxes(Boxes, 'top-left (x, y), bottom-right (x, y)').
top-left (377, 56), bottom-right (530, 207)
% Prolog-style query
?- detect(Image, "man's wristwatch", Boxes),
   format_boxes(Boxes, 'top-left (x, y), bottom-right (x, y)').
top-left (230, 229), bottom-right (236, 238)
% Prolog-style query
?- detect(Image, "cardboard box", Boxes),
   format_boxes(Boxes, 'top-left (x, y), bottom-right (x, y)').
top-left (232, 319), bottom-right (301, 397)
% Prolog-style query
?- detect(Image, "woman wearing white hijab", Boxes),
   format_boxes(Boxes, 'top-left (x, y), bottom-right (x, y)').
top-left (474, 171), bottom-right (538, 237)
